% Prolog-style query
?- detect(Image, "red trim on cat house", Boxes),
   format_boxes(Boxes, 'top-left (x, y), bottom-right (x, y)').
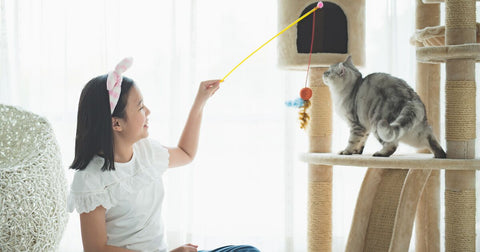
top-left (278, 0), bottom-right (365, 70)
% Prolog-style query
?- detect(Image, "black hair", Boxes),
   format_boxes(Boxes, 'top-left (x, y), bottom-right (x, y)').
top-left (70, 75), bottom-right (134, 171)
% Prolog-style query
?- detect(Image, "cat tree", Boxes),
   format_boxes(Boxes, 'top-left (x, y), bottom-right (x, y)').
top-left (278, 0), bottom-right (479, 251)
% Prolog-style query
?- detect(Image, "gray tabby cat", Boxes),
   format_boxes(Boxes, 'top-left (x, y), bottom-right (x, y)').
top-left (322, 56), bottom-right (446, 158)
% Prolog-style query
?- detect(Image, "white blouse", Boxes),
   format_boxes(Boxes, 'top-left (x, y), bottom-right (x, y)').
top-left (68, 138), bottom-right (169, 252)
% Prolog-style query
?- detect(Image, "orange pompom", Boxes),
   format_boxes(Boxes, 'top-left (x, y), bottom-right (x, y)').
top-left (300, 87), bottom-right (312, 100)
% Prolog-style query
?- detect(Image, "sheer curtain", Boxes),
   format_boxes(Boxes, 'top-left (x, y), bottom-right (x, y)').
top-left (1, 0), bottom-right (479, 251)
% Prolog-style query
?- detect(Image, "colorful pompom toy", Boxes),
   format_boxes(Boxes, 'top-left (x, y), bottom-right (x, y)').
top-left (298, 87), bottom-right (312, 130)
top-left (285, 87), bottom-right (313, 130)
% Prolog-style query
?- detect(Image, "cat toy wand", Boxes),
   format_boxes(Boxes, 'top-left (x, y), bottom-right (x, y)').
top-left (219, 1), bottom-right (324, 83)
top-left (220, 1), bottom-right (323, 129)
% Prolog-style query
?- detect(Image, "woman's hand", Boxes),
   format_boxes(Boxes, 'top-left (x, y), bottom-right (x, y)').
top-left (194, 80), bottom-right (220, 108)
top-left (170, 243), bottom-right (199, 252)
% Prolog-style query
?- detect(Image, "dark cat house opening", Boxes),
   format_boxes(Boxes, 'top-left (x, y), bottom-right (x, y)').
top-left (297, 2), bottom-right (348, 54)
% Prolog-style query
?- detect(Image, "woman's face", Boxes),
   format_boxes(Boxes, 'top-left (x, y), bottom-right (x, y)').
top-left (117, 85), bottom-right (150, 143)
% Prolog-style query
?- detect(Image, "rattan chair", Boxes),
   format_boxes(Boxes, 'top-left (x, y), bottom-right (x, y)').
top-left (0, 104), bottom-right (68, 251)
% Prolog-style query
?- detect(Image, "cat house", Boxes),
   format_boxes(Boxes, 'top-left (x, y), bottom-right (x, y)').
top-left (277, 0), bottom-right (365, 69)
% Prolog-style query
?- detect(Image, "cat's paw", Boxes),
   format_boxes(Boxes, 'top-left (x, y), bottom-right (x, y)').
top-left (339, 150), bottom-right (353, 155)
top-left (373, 151), bottom-right (392, 157)
top-left (340, 147), bottom-right (364, 155)
top-left (352, 148), bottom-right (364, 154)
top-left (434, 150), bottom-right (446, 158)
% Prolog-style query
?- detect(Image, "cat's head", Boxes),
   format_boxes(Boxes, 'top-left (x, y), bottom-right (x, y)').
top-left (323, 56), bottom-right (361, 90)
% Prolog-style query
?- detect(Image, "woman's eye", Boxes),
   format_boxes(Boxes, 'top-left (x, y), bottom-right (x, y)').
top-left (139, 106), bottom-right (144, 110)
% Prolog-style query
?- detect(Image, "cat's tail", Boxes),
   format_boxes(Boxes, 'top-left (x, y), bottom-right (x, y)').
top-left (377, 104), bottom-right (419, 143)
top-left (377, 120), bottom-right (403, 143)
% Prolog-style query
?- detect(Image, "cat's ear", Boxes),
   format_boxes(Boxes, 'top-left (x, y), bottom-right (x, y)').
top-left (339, 63), bottom-right (345, 77)
top-left (345, 55), bottom-right (353, 66)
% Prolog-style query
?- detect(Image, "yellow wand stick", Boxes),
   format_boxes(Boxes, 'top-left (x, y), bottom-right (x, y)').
top-left (220, 2), bottom-right (323, 82)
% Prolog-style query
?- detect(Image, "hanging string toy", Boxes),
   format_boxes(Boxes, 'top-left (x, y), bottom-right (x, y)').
top-left (296, 4), bottom-right (318, 130)
top-left (220, 2), bottom-right (324, 130)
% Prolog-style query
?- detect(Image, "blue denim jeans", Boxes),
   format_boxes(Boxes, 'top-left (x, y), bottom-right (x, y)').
top-left (198, 245), bottom-right (260, 252)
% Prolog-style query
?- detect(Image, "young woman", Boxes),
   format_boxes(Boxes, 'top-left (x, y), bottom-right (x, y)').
top-left (68, 58), bottom-right (259, 252)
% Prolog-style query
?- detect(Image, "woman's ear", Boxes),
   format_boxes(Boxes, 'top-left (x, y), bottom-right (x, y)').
top-left (112, 117), bottom-right (123, 132)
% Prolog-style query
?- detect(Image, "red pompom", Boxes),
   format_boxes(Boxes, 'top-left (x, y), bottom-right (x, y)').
top-left (300, 87), bottom-right (312, 100)
top-left (317, 1), bottom-right (324, 9)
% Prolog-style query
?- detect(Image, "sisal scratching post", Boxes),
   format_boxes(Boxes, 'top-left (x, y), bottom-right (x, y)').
top-left (444, 0), bottom-right (477, 251)
top-left (363, 169), bottom-right (409, 251)
top-left (414, 1), bottom-right (441, 251)
top-left (308, 68), bottom-right (332, 252)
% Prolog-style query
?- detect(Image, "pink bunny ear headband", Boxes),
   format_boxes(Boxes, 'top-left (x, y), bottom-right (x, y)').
top-left (106, 57), bottom-right (134, 114)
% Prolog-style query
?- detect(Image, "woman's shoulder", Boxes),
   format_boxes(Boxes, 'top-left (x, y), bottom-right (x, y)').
top-left (68, 156), bottom-right (119, 213)
top-left (70, 156), bottom-right (116, 193)
top-left (134, 138), bottom-right (169, 168)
